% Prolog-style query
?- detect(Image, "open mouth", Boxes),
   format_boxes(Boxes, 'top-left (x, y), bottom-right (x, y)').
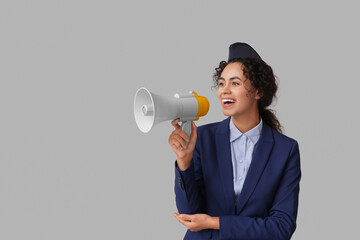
top-left (221, 98), bottom-right (236, 107)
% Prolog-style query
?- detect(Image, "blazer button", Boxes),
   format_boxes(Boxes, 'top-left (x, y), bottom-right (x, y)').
top-left (178, 176), bottom-right (183, 190)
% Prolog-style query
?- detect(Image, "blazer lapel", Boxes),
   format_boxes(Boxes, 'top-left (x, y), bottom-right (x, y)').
top-left (215, 117), bottom-right (235, 214)
top-left (236, 123), bottom-right (274, 213)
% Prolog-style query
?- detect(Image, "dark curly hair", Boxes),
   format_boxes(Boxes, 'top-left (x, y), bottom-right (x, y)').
top-left (213, 58), bottom-right (283, 133)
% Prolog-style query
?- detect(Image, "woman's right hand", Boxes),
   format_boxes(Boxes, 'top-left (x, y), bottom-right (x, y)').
top-left (168, 119), bottom-right (197, 171)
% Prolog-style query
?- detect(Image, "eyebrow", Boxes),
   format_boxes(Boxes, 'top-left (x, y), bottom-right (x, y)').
top-left (218, 76), bottom-right (242, 81)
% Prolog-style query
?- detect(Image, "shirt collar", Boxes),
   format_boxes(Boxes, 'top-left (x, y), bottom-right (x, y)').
top-left (229, 117), bottom-right (263, 144)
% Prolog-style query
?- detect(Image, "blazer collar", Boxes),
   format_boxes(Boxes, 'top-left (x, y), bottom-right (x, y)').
top-left (215, 117), bottom-right (275, 214)
top-left (215, 117), bottom-right (234, 214)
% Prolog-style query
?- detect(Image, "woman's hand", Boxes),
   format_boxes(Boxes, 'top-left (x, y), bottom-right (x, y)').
top-left (168, 119), bottom-right (197, 171)
top-left (173, 212), bottom-right (219, 232)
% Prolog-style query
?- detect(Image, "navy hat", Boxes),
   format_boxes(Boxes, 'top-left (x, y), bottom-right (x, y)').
top-left (228, 42), bottom-right (262, 61)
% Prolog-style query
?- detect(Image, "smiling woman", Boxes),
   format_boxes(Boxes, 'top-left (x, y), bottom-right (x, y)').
top-left (214, 57), bottom-right (282, 133)
top-left (217, 62), bottom-right (262, 133)
top-left (168, 42), bottom-right (301, 240)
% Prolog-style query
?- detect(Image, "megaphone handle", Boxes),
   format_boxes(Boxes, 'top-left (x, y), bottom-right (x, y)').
top-left (180, 121), bottom-right (191, 145)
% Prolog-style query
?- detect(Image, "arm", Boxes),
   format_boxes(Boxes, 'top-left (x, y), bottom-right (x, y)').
top-left (219, 141), bottom-right (301, 240)
top-left (174, 139), bottom-right (206, 214)
top-left (168, 119), bottom-right (206, 214)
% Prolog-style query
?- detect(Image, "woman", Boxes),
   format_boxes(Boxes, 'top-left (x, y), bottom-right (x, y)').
top-left (169, 42), bottom-right (301, 240)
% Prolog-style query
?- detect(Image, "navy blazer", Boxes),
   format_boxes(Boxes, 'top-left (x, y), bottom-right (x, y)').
top-left (174, 117), bottom-right (301, 240)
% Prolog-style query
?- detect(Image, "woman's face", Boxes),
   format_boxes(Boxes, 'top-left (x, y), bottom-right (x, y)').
top-left (217, 62), bottom-right (261, 118)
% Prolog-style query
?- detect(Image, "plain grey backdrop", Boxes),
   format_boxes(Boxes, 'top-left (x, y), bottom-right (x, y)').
top-left (1, 0), bottom-right (359, 239)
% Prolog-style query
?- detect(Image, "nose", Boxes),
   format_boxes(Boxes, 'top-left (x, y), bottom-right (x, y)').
top-left (221, 82), bottom-right (231, 94)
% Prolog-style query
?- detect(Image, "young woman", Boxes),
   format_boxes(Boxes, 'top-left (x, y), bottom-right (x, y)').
top-left (169, 42), bottom-right (301, 240)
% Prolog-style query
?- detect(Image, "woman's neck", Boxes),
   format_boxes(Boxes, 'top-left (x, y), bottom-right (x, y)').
top-left (231, 112), bottom-right (260, 133)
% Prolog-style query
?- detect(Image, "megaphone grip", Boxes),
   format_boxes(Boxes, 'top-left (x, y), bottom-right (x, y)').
top-left (180, 121), bottom-right (191, 145)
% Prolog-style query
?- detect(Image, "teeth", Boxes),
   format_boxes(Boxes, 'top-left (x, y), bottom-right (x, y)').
top-left (222, 99), bottom-right (235, 103)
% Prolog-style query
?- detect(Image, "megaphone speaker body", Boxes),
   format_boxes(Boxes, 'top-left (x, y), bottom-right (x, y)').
top-left (134, 87), bottom-right (209, 136)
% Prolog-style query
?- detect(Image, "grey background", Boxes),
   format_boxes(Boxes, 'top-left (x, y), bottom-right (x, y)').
top-left (1, 0), bottom-right (359, 239)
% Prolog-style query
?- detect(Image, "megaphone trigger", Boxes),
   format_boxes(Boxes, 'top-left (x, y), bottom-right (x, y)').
top-left (180, 121), bottom-right (192, 145)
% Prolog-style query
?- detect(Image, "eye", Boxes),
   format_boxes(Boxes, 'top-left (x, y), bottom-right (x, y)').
top-left (232, 81), bottom-right (240, 86)
top-left (218, 81), bottom-right (225, 87)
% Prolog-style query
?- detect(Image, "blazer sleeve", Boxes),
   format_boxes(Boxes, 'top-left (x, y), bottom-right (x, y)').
top-left (219, 141), bottom-right (301, 240)
top-left (174, 135), bottom-right (206, 214)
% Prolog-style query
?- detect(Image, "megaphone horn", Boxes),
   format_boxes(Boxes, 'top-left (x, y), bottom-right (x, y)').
top-left (134, 87), bottom-right (209, 137)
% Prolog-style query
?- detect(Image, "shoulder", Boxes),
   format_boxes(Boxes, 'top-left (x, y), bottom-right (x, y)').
top-left (197, 121), bottom-right (220, 133)
top-left (272, 128), bottom-right (297, 144)
top-left (197, 117), bottom-right (229, 136)
top-left (269, 126), bottom-right (299, 152)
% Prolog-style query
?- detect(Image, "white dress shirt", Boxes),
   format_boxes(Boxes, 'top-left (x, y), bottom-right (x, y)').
top-left (229, 117), bottom-right (263, 197)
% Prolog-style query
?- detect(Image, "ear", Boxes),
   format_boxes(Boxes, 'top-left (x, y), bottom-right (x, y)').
top-left (255, 90), bottom-right (263, 100)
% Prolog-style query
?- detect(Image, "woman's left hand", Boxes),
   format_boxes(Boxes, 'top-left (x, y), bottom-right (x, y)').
top-left (173, 212), bottom-right (219, 232)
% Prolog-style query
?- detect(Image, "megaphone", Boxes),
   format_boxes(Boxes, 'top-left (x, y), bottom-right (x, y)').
top-left (134, 87), bottom-right (209, 138)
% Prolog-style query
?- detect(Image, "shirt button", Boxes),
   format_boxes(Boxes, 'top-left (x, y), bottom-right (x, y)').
top-left (240, 160), bottom-right (243, 163)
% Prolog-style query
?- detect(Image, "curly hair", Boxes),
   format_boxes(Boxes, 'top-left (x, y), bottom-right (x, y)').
top-left (213, 58), bottom-right (283, 133)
